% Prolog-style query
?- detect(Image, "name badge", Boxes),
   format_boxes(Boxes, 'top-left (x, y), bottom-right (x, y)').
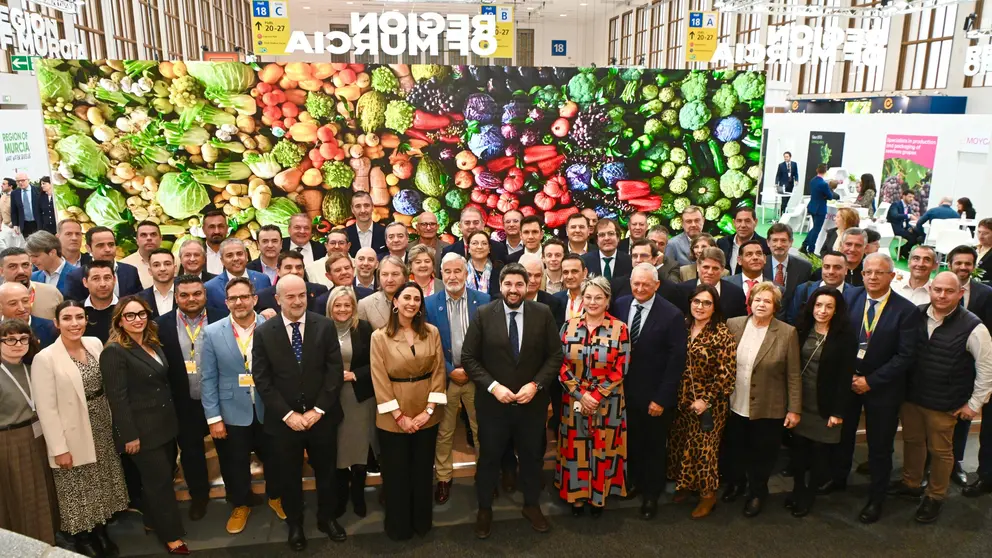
top-left (239, 374), bottom-right (255, 387)
top-left (185, 360), bottom-right (197, 375)
top-left (857, 342), bottom-right (868, 361)
top-left (32, 420), bottom-right (43, 438)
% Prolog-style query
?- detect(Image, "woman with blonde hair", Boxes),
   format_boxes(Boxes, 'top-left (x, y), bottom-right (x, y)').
top-left (408, 244), bottom-right (443, 297)
top-left (819, 207), bottom-right (860, 257)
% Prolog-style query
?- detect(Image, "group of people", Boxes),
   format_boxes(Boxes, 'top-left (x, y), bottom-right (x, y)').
top-left (1, 173), bottom-right (59, 248)
top-left (2, 188), bottom-right (992, 556)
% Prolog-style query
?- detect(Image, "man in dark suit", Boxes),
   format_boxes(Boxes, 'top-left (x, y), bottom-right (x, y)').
top-left (716, 207), bottom-right (768, 275)
top-left (564, 212), bottom-right (595, 256)
top-left (786, 251), bottom-right (849, 325)
top-left (617, 211), bottom-right (649, 254)
top-left (462, 263), bottom-right (564, 539)
top-left (252, 274), bottom-right (346, 550)
top-left (313, 253), bottom-right (373, 312)
top-left (830, 253), bottom-right (920, 524)
top-left (506, 215), bottom-right (545, 264)
top-left (248, 225), bottom-right (283, 284)
top-left (811, 228), bottom-right (867, 288)
top-left (0, 282), bottom-right (57, 349)
top-left (56, 218), bottom-right (89, 269)
top-left (775, 152), bottom-right (799, 215)
top-left (613, 239), bottom-right (687, 314)
top-left (10, 172), bottom-right (43, 237)
top-left (552, 254), bottom-right (587, 322)
top-left (157, 275), bottom-right (226, 521)
top-left (887, 189), bottom-right (918, 259)
top-left (764, 223), bottom-right (812, 306)
top-left (254, 251), bottom-right (328, 315)
top-left (442, 206), bottom-right (509, 264)
top-left (344, 191), bottom-right (386, 257)
top-left (728, 240), bottom-right (784, 312)
top-left (800, 164), bottom-right (839, 254)
top-left (80, 261), bottom-right (117, 343)
top-left (178, 238), bottom-right (217, 283)
top-left (582, 218), bottom-right (632, 280)
top-left (977, 219), bottom-right (992, 285)
top-left (283, 213), bottom-right (327, 268)
top-left (37, 176), bottom-right (57, 234)
top-left (64, 226), bottom-right (142, 302)
top-left (204, 239), bottom-right (272, 315)
top-left (679, 247), bottom-right (747, 318)
top-left (137, 248), bottom-right (178, 319)
top-left (610, 263), bottom-right (687, 519)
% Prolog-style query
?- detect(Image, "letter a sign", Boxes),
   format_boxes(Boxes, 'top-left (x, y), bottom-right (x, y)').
top-left (685, 11), bottom-right (719, 63)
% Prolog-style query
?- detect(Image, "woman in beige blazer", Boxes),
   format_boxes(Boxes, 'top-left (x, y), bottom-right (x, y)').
top-left (720, 282), bottom-right (801, 518)
top-left (31, 300), bottom-right (128, 555)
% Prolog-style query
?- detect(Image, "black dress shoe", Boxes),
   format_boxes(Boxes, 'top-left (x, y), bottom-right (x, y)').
top-left (639, 499), bottom-right (658, 520)
top-left (721, 483), bottom-right (745, 503)
top-left (858, 501), bottom-right (883, 524)
top-left (816, 479), bottom-right (846, 495)
top-left (743, 497), bottom-right (763, 518)
top-left (914, 496), bottom-right (943, 524)
top-left (317, 519), bottom-right (347, 542)
top-left (590, 506), bottom-right (603, 519)
top-left (93, 524), bottom-right (119, 558)
top-left (783, 496), bottom-right (795, 510)
top-left (887, 480), bottom-right (924, 499)
top-left (72, 533), bottom-right (101, 558)
top-left (188, 497), bottom-right (209, 521)
top-left (950, 462), bottom-right (969, 487)
top-left (963, 478), bottom-right (992, 497)
top-left (288, 524), bottom-right (307, 551)
top-left (791, 502), bottom-right (811, 518)
top-left (571, 505), bottom-right (585, 517)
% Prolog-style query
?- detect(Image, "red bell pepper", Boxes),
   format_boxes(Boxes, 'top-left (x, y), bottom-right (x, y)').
top-left (616, 180), bottom-right (651, 201)
top-left (486, 155), bottom-right (517, 174)
top-left (522, 145), bottom-right (558, 164)
top-left (411, 110), bottom-right (451, 131)
top-left (536, 154), bottom-right (566, 177)
top-left (544, 207), bottom-right (579, 229)
top-left (628, 195), bottom-right (662, 211)
top-left (404, 129), bottom-right (433, 143)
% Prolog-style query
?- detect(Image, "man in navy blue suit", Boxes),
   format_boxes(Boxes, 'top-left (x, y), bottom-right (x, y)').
top-left (344, 192), bottom-right (386, 257)
top-left (679, 247), bottom-right (748, 319)
top-left (425, 252), bottom-right (490, 505)
top-left (0, 281), bottom-right (56, 349)
top-left (64, 226), bottom-right (142, 302)
top-left (254, 251), bottom-right (327, 315)
top-left (442, 206), bottom-right (509, 265)
top-left (582, 219), bottom-right (633, 280)
top-left (786, 251), bottom-right (850, 325)
top-left (9, 172), bottom-right (43, 238)
top-left (800, 164), bottom-right (839, 254)
top-left (313, 253), bottom-right (373, 314)
top-left (204, 238), bottom-right (272, 315)
top-left (610, 262), bottom-right (687, 520)
top-left (716, 207), bottom-right (768, 275)
top-left (775, 152), bottom-right (800, 215)
top-left (829, 253), bottom-right (920, 524)
top-left (887, 189), bottom-right (919, 259)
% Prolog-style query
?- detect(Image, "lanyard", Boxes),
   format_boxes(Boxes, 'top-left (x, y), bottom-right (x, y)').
top-left (1, 363), bottom-right (33, 411)
top-left (232, 321), bottom-right (256, 371)
top-left (568, 295), bottom-right (584, 320)
top-left (861, 292), bottom-right (890, 342)
top-left (180, 312), bottom-right (205, 358)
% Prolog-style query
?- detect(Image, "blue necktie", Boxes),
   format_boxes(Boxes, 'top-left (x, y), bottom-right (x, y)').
top-left (23, 189), bottom-right (34, 221)
top-left (630, 304), bottom-right (643, 344)
top-left (290, 322), bottom-right (303, 363)
top-left (509, 311), bottom-right (520, 361)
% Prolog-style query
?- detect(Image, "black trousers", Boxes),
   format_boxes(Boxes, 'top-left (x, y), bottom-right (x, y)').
top-left (131, 442), bottom-right (185, 544)
top-left (214, 411), bottom-right (280, 507)
top-left (831, 393), bottom-right (900, 502)
top-left (724, 413), bottom-right (782, 498)
top-left (627, 406), bottom-right (675, 501)
top-left (175, 403), bottom-right (210, 500)
top-left (20, 220), bottom-right (38, 237)
top-left (954, 401), bottom-right (992, 477)
top-left (790, 434), bottom-right (833, 504)
top-left (121, 453), bottom-right (144, 508)
top-left (477, 401), bottom-right (546, 509)
top-left (270, 419), bottom-right (337, 526)
top-left (377, 425), bottom-right (438, 541)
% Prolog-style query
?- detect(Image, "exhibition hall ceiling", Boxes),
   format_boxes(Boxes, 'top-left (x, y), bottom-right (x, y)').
top-left (294, 0), bottom-right (620, 23)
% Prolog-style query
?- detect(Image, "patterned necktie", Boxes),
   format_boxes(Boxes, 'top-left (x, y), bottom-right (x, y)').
top-left (630, 304), bottom-right (643, 343)
top-left (862, 299), bottom-right (878, 343)
top-left (509, 311), bottom-right (520, 361)
top-left (603, 257), bottom-right (614, 280)
top-left (290, 322), bottom-right (303, 363)
top-left (745, 279), bottom-right (757, 314)
top-left (775, 263), bottom-right (785, 287)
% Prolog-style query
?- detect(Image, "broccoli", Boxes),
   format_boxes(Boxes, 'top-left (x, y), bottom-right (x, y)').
top-left (321, 160), bottom-right (355, 189)
top-left (649, 175), bottom-right (667, 193)
top-left (356, 91), bottom-right (387, 133)
top-left (271, 139), bottom-right (305, 168)
top-left (722, 141), bottom-right (741, 157)
top-left (675, 165), bottom-right (693, 180)
top-left (714, 198), bottom-right (732, 212)
top-left (411, 64), bottom-right (448, 82)
top-left (711, 84), bottom-right (739, 118)
top-left (567, 72), bottom-right (597, 105)
top-left (639, 99), bottom-right (664, 116)
top-left (644, 142), bottom-right (670, 162)
top-left (692, 127), bottom-right (710, 142)
top-left (660, 161), bottom-right (676, 178)
top-left (534, 85), bottom-right (563, 109)
top-left (714, 116), bottom-right (744, 142)
top-left (644, 118), bottom-right (665, 137)
top-left (747, 166), bottom-right (763, 181)
top-left (704, 205), bottom-right (722, 221)
top-left (669, 177), bottom-right (688, 194)
top-left (659, 87), bottom-right (675, 103)
top-left (680, 71), bottom-right (708, 102)
top-left (719, 169), bottom-right (753, 199)
top-left (384, 100), bottom-right (415, 133)
top-left (641, 84), bottom-right (659, 101)
top-left (670, 147), bottom-right (687, 165)
top-left (727, 155), bottom-right (746, 170)
top-left (371, 66), bottom-right (400, 94)
top-left (678, 100), bottom-right (711, 131)
top-left (661, 109), bottom-right (678, 126)
top-left (305, 91), bottom-right (335, 122)
top-left (732, 71), bottom-right (766, 102)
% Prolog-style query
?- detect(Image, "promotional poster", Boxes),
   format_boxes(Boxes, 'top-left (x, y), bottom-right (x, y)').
top-left (880, 133), bottom-right (937, 211)
top-left (802, 131), bottom-right (845, 194)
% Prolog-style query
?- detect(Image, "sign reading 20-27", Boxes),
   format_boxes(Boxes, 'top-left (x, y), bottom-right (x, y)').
top-left (251, 1), bottom-right (291, 56)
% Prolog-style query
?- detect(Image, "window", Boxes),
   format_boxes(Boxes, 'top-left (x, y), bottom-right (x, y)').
top-left (163, 0), bottom-right (183, 59)
top-left (608, 16), bottom-right (620, 64)
top-left (184, 2), bottom-right (200, 58)
top-left (111, 0), bottom-right (139, 58)
top-left (517, 29), bottom-right (535, 67)
top-left (666, 0), bottom-right (686, 69)
top-left (966, 0), bottom-right (991, 87)
top-left (328, 24), bottom-right (350, 63)
top-left (764, 1), bottom-right (797, 81)
top-left (634, 6), bottom-right (649, 66)
top-left (897, 5), bottom-right (958, 90)
top-left (711, 8), bottom-right (733, 71)
top-left (797, 0), bottom-right (841, 94)
top-left (76, 0), bottom-right (108, 60)
top-left (138, 0), bottom-right (164, 60)
top-left (734, 12), bottom-right (761, 70)
top-left (841, 2), bottom-right (889, 93)
top-left (198, 0), bottom-right (217, 53)
top-left (233, 0), bottom-right (251, 54)
top-left (648, 1), bottom-right (665, 68)
top-left (620, 11), bottom-right (633, 65)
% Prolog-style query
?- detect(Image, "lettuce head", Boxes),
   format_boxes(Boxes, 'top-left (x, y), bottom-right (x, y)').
top-left (185, 62), bottom-right (256, 93)
top-left (55, 135), bottom-right (111, 180)
top-left (37, 61), bottom-right (73, 102)
top-left (53, 184), bottom-right (80, 211)
top-left (256, 198), bottom-right (300, 235)
top-left (84, 188), bottom-right (128, 229)
top-left (159, 172), bottom-right (211, 219)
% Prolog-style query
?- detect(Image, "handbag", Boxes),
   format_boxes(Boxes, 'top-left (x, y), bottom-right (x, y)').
top-left (687, 328), bottom-right (715, 433)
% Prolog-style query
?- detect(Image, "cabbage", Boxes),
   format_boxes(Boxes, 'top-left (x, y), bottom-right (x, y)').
top-left (83, 189), bottom-right (128, 228)
top-left (53, 184), bottom-right (80, 211)
top-left (55, 135), bottom-right (111, 180)
top-left (256, 198), bottom-right (300, 235)
top-left (158, 172), bottom-right (211, 219)
top-left (37, 61), bottom-right (73, 102)
top-left (185, 62), bottom-right (256, 93)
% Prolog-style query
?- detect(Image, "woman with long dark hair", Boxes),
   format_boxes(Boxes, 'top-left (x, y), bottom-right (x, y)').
top-left (101, 295), bottom-right (188, 554)
top-left (370, 282), bottom-right (447, 540)
top-left (787, 287), bottom-right (856, 517)
top-left (958, 197), bottom-right (976, 219)
top-left (856, 173), bottom-right (877, 214)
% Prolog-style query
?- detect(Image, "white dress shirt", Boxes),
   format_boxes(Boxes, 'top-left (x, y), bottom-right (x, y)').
top-left (84, 295), bottom-right (119, 308)
top-left (598, 250), bottom-right (618, 277)
top-left (206, 246), bottom-right (223, 275)
top-left (964, 279), bottom-right (973, 308)
top-left (44, 258), bottom-right (67, 287)
top-left (925, 306), bottom-right (992, 412)
top-left (731, 319), bottom-right (769, 417)
top-left (740, 274), bottom-right (764, 301)
top-left (290, 242), bottom-right (315, 267)
top-left (627, 294), bottom-right (655, 327)
top-left (356, 223), bottom-right (373, 249)
top-left (728, 234), bottom-right (755, 272)
top-left (152, 284), bottom-right (175, 315)
top-left (488, 302), bottom-right (525, 393)
top-left (506, 240), bottom-right (524, 255)
top-left (895, 279), bottom-right (932, 306)
top-left (820, 280), bottom-right (845, 293)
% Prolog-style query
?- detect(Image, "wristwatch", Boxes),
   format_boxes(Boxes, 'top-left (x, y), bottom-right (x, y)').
top-left (426, 407), bottom-right (435, 416)
top-left (533, 381), bottom-right (543, 392)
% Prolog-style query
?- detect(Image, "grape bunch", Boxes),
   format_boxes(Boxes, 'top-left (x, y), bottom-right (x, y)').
top-left (570, 106), bottom-right (611, 151)
top-left (406, 77), bottom-right (457, 114)
top-left (880, 175), bottom-right (903, 204)
top-left (168, 75), bottom-right (202, 111)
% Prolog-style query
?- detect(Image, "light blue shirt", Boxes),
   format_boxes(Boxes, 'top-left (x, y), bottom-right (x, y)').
top-left (627, 294), bottom-right (655, 326)
top-left (44, 259), bottom-right (66, 287)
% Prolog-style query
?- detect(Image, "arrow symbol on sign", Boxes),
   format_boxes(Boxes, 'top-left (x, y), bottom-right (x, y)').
top-left (689, 31), bottom-right (695, 39)
top-left (255, 21), bottom-right (262, 30)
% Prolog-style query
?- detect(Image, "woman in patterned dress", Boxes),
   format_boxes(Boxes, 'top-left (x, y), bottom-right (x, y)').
top-left (32, 300), bottom-right (128, 556)
top-left (556, 276), bottom-right (628, 517)
top-left (667, 284), bottom-right (737, 519)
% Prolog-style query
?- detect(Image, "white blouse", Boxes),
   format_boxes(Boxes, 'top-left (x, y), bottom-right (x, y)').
top-left (731, 319), bottom-right (769, 417)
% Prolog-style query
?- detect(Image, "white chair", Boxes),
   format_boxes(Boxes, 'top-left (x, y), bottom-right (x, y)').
top-left (779, 205), bottom-right (808, 233)
top-left (934, 229), bottom-right (976, 264)
top-left (874, 222), bottom-right (895, 255)
top-left (875, 202), bottom-right (891, 223)
top-left (923, 219), bottom-right (960, 247)
top-left (856, 207), bottom-right (870, 219)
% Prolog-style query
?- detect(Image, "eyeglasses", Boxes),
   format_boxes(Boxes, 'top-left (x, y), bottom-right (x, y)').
top-left (691, 299), bottom-right (714, 308)
top-left (419, 222), bottom-right (438, 228)
top-left (226, 294), bottom-right (253, 303)
top-left (122, 311), bottom-right (149, 322)
top-left (1, 336), bottom-right (30, 346)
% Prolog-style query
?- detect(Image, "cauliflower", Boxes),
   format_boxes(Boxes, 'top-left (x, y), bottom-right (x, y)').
top-left (733, 71), bottom-right (766, 102)
top-left (719, 169), bottom-right (753, 199)
top-left (641, 84), bottom-right (659, 101)
top-left (668, 177), bottom-right (688, 194)
top-left (711, 84), bottom-right (739, 118)
top-left (660, 161), bottom-right (676, 178)
top-left (567, 71), bottom-right (598, 105)
top-left (659, 87), bottom-right (675, 103)
top-left (722, 141), bottom-right (741, 157)
top-left (661, 109), bottom-right (678, 126)
top-left (242, 152), bottom-right (281, 179)
top-left (321, 160), bottom-right (355, 189)
top-left (675, 165), bottom-right (693, 180)
top-left (371, 66), bottom-right (399, 94)
top-left (411, 64), bottom-right (448, 82)
top-left (747, 166), bottom-right (763, 181)
top-left (305, 91), bottom-right (335, 122)
top-left (384, 100), bottom-right (415, 133)
top-left (715, 198), bottom-right (732, 212)
top-left (644, 118), bottom-right (665, 137)
top-left (679, 100), bottom-right (711, 131)
top-left (356, 91), bottom-right (387, 133)
top-left (705, 205), bottom-right (721, 221)
top-left (680, 71), bottom-right (708, 102)
top-left (670, 216), bottom-right (683, 231)
top-left (670, 147), bottom-right (687, 165)
top-left (673, 196), bottom-right (691, 214)
top-left (692, 127), bottom-right (710, 142)
top-left (714, 116), bottom-right (744, 142)
top-left (727, 155), bottom-right (746, 170)
top-left (639, 99), bottom-right (664, 116)
top-left (271, 139), bottom-right (305, 168)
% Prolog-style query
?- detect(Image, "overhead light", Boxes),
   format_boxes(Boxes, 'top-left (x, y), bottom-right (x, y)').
top-left (527, 7), bottom-right (534, 10)
top-left (303, 5), bottom-right (311, 9)
top-left (580, 2), bottom-right (588, 5)
top-left (560, 14), bottom-right (567, 17)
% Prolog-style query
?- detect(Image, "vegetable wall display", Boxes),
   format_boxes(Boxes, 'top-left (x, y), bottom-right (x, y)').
top-left (39, 60), bottom-right (765, 256)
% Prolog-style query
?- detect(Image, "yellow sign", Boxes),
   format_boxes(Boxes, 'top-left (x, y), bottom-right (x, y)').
top-left (480, 5), bottom-right (514, 58)
top-left (685, 11), bottom-right (719, 63)
top-left (250, 1), bottom-right (291, 56)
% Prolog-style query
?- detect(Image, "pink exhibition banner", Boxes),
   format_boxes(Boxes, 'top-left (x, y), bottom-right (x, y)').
top-left (880, 134), bottom-right (937, 209)
top-left (883, 134), bottom-right (938, 167)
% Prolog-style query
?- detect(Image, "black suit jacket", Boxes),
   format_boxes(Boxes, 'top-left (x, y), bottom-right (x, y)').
top-left (582, 250), bottom-right (633, 279)
top-left (535, 290), bottom-right (566, 330)
top-left (443, 239), bottom-right (510, 266)
top-left (716, 233), bottom-right (769, 275)
top-left (679, 279), bottom-right (747, 318)
top-left (776, 161), bottom-right (799, 190)
top-left (609, 294), bottom-right (687, 410)
top-left (100, 341), bottom-right (178, 452)
top-left (10, 186), bottom-right (44, 230)
top-left (346, 320), bottom-right (376, 403)
top-left (38, 192), bottom-right (57, 233)
top-left (812, 261), bottom-right (864, 287)
top-left (157, 308), bottom-right (226, 435)
top-left (799, 326), bottom-right (857, 419)
top-left (252, 311), bottom-right (344, 434)
top-left (763, 254), bottom-right (813, 304)
top-left (979, 250), bottom-right (992, 286)
top-left (611, 275), bottom-right (688, 315)
top-left (178, 267), bottom-right (216, 283)
top-left (461, 300), bottom-right (564, 414)
top-left (314, 285), bottom-right (373, 316)
top-left (65, 261), bottom-right (142, 302)
top-left (967, 279), bottom-right (992, 332)
top-left (254, 281), bottom-right (328, 315)
top-left (282, 238), bottom-right (328, 262)
top-left (345, 222), bottom-right (387, 257)
top-left (137, 287), bottom-right (163, 319)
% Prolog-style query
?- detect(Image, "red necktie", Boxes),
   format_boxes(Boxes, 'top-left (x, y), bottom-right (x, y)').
top-left (746, 279), bottom-right (757, 315)
top-left (774, 263), bottom-right (785, 287)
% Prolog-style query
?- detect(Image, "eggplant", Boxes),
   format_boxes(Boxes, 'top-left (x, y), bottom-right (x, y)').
top-left (468, 65), bottom-right (490, 84)
top-left (517, 66), bottom-right (539, 90)
top-left (487, 77), bottom-right (510, 98)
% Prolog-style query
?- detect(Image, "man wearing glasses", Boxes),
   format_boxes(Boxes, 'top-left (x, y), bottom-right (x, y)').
top-left (305, 230), bottom-right (351, 288)
top-left (581, 219), bottom-right (632, 281)
top-left (10, 172), bottom-right (42, 238)
top-left (413, 211), bottom-right (449, 276)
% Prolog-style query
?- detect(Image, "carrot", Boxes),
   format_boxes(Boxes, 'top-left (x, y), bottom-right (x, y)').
top-left (411, 110), bottom-right (450, 130)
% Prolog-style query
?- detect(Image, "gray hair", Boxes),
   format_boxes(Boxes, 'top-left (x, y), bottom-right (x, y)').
top-left (910, 244), bottom-right (938, 262)
top-left (25, 231), bottom-right (61, 257)
top-left (219, 238), bottom-right (246, 254)
top-left (517, 252), bottom-right (543, 269)
top-left (179, 238), bottom-right (205, 255)
top-left (440, 251), bottom-right (467, 270)
top-left (385, 221), bottom-right (408, 234)
top-left (864, 252), bottom-right (894, 272)
top-left (630, 262), bottom-right (659, 281)
top-left (841, 227), bottom-right (867, 244)
top-left (940, 197), bottom-right (953, 206)
top-left (378, 255), bottom-right (409, 277)
top-left (325, 286), bottom-right (359, 329)
top-left (581, 275), bottom-right (612, 300)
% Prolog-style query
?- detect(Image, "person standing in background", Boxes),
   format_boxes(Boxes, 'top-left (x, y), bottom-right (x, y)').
top-left (307, 230), bottom-right (352, 288)
top-left (37, 177), bottom-right (57, 235)
top-left (800, 165), bottom-right (839, 255)
top-left (542, 239), bottom-right (566, 295)
top-left (80, 261), bottom-right (118, 344)
top-left (775, 152), bottom-right (799, 216)
top-left (120, 221), bottom-right (163, 289)
top-left (283, 214), bottom-right (326, 268)
top-left (666, 206), bottom-right (706, 267)
top-left (502, 210), bottom-right (524, 256)
top-left (11, 172), bottom-right (42, 238)
top-left (1, 246), bottom-right (63, 321)
top-left (618, 212), bottom-right (649, 254)
top-left (0, 177), bottom-right (13, 231)
top-left (412, 211), bottom-right (449, 277)
top-left (565, 213), bottom-right (593, 256)
top-left (138, 248), bottom-right (179, 318)
top-left (248, 225), bottom-right (284, 285)
top-left (56, 219), bottom-right (88, 269)
top-left (202, 210), bottom-right (229, 276)
top-left (344, 192), bottom-right (387, 257)
top-left (177, 238), bottom-right (215, 282)
top-left (26, 231), bottom-right (76, 296)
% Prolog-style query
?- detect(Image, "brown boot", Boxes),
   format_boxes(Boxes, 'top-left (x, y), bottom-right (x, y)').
top-left (692, 492), bottom-right (717, 519)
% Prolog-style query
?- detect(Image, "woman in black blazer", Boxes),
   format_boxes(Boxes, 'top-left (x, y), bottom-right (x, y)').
top-left (325, 286), bottom-right (377, 518)
top-left (788, 287), bottom-right (856, 517)
top-left (101, 296), bottom-right (189, 555)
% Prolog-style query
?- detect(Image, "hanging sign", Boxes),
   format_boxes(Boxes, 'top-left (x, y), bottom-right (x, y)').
top-left (686, 11), bottom-right (719, 63)
top-left (0, 4), bottom-right (86, 58)
top-left (480, 5), bottom-right (513, 58)
top-left (251, 0), bottom-right (291, 56)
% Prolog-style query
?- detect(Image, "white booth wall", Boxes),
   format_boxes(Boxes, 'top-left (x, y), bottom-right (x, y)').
top-left (762, 112), bottom-right (992, 217)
